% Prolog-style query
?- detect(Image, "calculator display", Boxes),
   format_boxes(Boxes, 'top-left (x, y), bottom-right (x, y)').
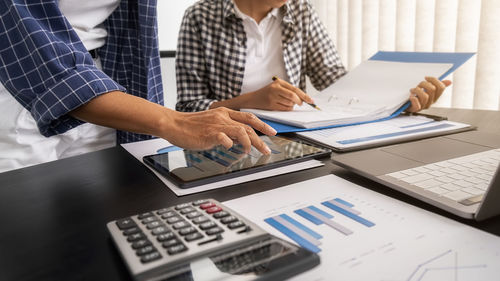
top-left (159, 237), bottom-right (314, 281)
top-left (143, 136), bottom-right (330, 188)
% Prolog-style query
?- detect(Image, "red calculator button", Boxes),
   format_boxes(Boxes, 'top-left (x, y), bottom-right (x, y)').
top-left (200, 202), bottom-right (215, 209)
top-left (206, 206), bottom-right (222, 214)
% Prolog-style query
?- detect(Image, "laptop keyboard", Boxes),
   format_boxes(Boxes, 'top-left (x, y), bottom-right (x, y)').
top-left (385, 148), bottom-right (500, 205)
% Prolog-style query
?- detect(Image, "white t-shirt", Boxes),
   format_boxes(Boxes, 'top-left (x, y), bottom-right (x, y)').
top-left (233, 3), bottom-right (289, 94)
top-left (0, 1), bottom-right (120, 173)
top-left (58, 0), bottom-right (120, 51)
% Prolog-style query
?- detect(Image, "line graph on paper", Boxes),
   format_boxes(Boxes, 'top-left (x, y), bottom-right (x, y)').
top-left (379, 249), bottom-right (488, 281)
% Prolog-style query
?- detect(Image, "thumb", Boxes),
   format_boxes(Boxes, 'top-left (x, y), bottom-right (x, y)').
top-left (443, 80), bottom-right (452, 87)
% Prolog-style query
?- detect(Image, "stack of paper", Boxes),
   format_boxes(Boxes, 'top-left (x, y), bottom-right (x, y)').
top-left (296, 115), bottom-right (474, 152)
top-left (242, 60), bottom-right (452, 128)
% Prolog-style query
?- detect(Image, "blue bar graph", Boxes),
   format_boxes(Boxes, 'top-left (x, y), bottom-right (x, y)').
top-left (296, 206), bottom-right (353, 235)
top-left (334, 198), bottom-right (354, 208)
top-left (201, 151), bottom-right (230, 167)
top-left (264, 197), bottom-right (376, 253)
top-left (265, 216), bottom-right (322, 253)
top-left (337, 123), bottom-right (454, 144)
top-left (322, 198), bottom-right (376, 227)
top-left (278, 214), bottom-right (322, 240)
top-left (294, 209), bottom-right (323, 225)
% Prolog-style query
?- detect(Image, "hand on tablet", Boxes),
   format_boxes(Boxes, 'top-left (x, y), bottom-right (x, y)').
top-left (165, 107), bottom-right (277, 154)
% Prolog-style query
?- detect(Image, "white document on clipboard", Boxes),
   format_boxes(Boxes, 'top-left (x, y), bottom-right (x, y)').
top-left (242, 60), bottom-right (452, 128)
top-left (295, 115), bottom-right (475, 152)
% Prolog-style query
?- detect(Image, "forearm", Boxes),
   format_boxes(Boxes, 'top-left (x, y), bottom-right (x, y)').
top-left (71, 91), bottom-right (276, 154)
top-left (210, 92), bottom-right (255, 110)
top-left (70, 91), bottom-right (174, 139)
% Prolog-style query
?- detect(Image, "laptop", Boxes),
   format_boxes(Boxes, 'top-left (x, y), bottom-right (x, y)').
top-left (331, 130), bottom-right (500, 221)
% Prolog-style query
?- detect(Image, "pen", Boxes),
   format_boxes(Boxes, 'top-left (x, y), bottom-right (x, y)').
top-left (272, 76), bottom-right (321, 111)
top-left (402, 112), bottom-right (448, 121)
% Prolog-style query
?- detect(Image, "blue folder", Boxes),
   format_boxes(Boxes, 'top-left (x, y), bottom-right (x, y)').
top-left (262, 51), bottom-right (475, 134)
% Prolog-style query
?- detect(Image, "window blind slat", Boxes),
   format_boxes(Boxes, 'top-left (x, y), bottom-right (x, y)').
top-left (474, 0), bottom-right (500, 110)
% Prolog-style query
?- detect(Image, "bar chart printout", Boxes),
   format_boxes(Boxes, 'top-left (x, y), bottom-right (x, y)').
top-left (264, 198), bottom-right (375, 253)
top-left (225, 175), bottom-right (500, 281)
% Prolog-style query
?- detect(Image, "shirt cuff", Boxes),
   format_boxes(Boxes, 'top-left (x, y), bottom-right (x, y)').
top-left (31, 67), bottom-right (126, 137)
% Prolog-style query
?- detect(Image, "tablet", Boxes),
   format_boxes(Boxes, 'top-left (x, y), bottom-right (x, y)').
top-left (143, 135), bottom-right (331, 188)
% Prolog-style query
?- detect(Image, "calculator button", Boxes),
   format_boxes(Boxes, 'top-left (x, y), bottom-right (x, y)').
top-left (151, 226), bottom-right (169, 235)
top-left (156, 232), bottom-right (175, 242)
top-left (175, 203), bottom-right (190, 210)
top-left (132, 239), bottom-right (151, 249)
top-left (205, 227), bottom-right (224, 236)
top-left (167, 244), bottom-right (188, 255)
top-left (228, 221), bottom-right (245, 229)
top-left (185, 232), bottom-right (203, 242)
top-left (127, 232), bottom-right (146, 242)
top-left (157, 208), bottom-right (171, 215)
top-left (178, 227), bottom-right (197, 236)
top-left (206, 206), bottom-right (222, 214)
top-left (162, 239), bottom-right (181, 248)
top-left (140, 251), bottom-right (161, 263)
top-left (136, 245), bottom-right (155, 256)
top-left (199, 221), bottom-right (216, 230)
top-left (192, 216), bottom-right (209, 224)
top-left (186, 211), bottom-right (202, 219)
top-left (198, 234), bottom-right (223, 246)
top-left (200, 202), bottom-right (215, 209)
top-left (122, 227), bottom-right (141, 236)
top-left (142, 216), bottom-right (158, 224)
top-left (161, 211), bottom-right (176, 219)
top-left (192, 199), bottom-right (208, 206)
top-left (116, 218), bottom-right (136, 230)
top-left (220, 216), bottom-right (237, 224)
top-left (137, 212), bottom-right (154, 220)
top-left (173, 221), bottom-right (190, 230)
top-left (213, 211), bottom-right (230, 219)
top-left (146, 221), bottom-right (162, 229)
top-left (180, 207), bottom-right (196, 214)
top-left (166, 216), bottom-right (182, 224)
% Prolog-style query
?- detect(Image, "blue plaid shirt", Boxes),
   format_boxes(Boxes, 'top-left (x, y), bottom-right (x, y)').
top-left (0, 0), bottom-right (163, 144)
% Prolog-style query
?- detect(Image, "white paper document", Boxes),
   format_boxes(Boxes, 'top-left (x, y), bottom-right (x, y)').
top-left (242, 60), bottom-right (453, 128)
top-left (296, 115), bottom-right (473, 151)
top-left (224, 175), bottom-right (500, 281)
top-left (121, 138), bottom-right (324, 196)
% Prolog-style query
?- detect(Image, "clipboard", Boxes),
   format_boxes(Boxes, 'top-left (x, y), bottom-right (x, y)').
top-left (256, 51), bottom-right (475, 134)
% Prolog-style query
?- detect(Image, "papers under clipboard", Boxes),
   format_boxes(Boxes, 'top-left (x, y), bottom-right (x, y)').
top-left (295, 114), bottom-right (475, 152)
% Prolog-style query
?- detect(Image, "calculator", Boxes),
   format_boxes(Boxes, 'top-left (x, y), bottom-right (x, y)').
top-left (107, 199), bottom-right (320, 281)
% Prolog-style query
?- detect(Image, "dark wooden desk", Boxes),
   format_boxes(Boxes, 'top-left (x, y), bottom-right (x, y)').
top-left (0, 108), bottom-right (499, 281)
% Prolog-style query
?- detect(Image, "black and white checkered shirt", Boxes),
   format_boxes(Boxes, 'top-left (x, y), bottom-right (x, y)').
top-left (176, 0), bottom-right (346, 112)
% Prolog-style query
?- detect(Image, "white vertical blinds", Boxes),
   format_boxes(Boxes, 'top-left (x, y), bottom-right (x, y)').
top-left (310, 0), bottom-right (500, 110)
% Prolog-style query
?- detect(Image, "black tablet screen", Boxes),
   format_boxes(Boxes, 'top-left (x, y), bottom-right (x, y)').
top-left (143, 136), bottom-right (330, 187)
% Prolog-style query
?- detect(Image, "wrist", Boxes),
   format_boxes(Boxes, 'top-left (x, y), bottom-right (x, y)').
top-left (155, 108), bottom-right (182, 140)
top-left (211, 93), bottom-right (253, 110)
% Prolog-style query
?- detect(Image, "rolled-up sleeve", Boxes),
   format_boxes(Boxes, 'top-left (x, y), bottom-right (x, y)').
top-left (0, 1), bottom-right (125, 137)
